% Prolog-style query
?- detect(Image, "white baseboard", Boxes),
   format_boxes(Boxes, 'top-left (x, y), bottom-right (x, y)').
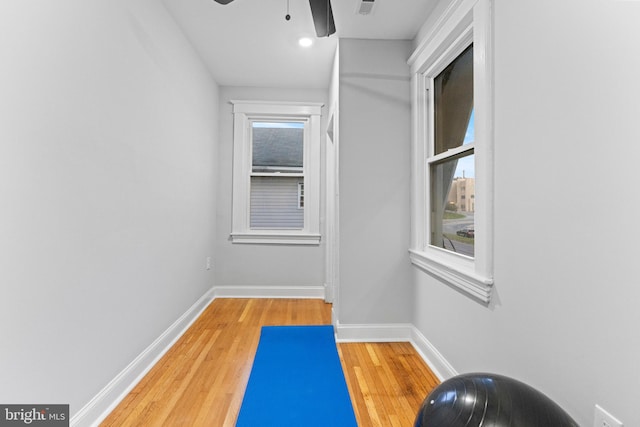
top-left (335, 322), bottom-right (415, 342)
top-left (71, 287), bottom-right (216, 427)
top-left (409, 327), bottom-right (458, 381)
top-left (334, 321), bottom-right (457, 382)
top-left (213, 285), bottom-right (325, 299)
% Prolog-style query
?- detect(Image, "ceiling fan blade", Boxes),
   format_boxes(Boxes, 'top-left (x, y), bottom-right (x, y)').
top-left (308, 0), bottom-right (336, 37)
top-left (213, 0), bottom-right (234, 4)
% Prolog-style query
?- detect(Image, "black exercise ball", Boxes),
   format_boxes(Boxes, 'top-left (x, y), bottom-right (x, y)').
top-left (415, 373), bottom-right (579, 427)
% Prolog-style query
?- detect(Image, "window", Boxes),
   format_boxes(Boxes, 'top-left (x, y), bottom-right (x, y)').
top-left (250, 122), bottom-right (304, 229)
top-left (230, 101), bottom-right (322, 245)
top-left (408, 0), bottom-right (494, 303)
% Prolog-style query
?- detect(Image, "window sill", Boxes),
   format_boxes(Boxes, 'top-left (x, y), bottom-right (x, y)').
top-left (409, 249), bottom-right (493, 304)
top-left (231, 232), bottom-right (321, 245)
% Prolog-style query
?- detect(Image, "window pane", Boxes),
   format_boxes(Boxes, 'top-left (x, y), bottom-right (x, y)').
top-left (434, 44), bottom-right (474, 155)
top-left (252, 122), bottom-right (304, 173)
top-left (430, 152), bottom-right (475, 257)
top-left (250, 176), bottom-right (304, 229)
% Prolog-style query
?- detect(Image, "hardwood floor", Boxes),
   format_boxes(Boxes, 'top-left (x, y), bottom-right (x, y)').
top-left (101, 299), bottom-right (439, 427)
top-left (339, 342), bottom-right (439, 427)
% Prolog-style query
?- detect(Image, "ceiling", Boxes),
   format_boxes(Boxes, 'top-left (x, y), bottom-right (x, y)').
top-left (163, 0), bottom-right (437, 88)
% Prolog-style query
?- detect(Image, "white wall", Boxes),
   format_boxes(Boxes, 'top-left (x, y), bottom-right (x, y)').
top-left (338, 39), bottom-right (414, 325)
top-left (215, 86), bottom-right (327, 290)
top-left (412, 0), bottom-right (640, 425)
top-left (0, 0), bottom-right (219, 415)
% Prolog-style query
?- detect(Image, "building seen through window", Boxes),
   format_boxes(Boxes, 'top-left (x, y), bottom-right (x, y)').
top-left (250, 122), bottom-right (305, 229)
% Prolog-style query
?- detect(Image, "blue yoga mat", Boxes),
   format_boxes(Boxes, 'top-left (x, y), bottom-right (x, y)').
top-left (236, 325), bottom-right (358, 427)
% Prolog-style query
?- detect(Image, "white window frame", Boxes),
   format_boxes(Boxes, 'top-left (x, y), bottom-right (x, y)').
top-left (408, 0), bottom-right (494, 303)
top-left (230, 100), bottom-right (322, 245)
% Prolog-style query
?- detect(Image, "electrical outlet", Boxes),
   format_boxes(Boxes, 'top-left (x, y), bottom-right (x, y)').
top-left (594, 405), bottom-right (623, 427)
top-left (206, 257), bottom-right (212, 270)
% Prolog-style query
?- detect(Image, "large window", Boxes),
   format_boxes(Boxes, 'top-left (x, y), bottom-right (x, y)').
top-left (409, 0), bottom-right (494, 303)
top-left (430, 44), bottom-right (475, 257)
top-left (230, 101), bottom-right (322, 245)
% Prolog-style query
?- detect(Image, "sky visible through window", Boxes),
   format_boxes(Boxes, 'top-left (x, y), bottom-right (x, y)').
top-left (455, 109), bottom-right (475, 178)
top-left (253, 122), bottom-right (304, 129)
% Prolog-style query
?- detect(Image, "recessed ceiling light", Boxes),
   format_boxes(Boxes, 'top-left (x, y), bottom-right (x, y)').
top-left (298, 37), bottom-right (313, 47)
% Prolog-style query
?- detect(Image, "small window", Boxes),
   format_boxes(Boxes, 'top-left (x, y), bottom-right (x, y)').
top-left (250, 122), bottom-right (304, 229)
top-left (230, 101), bottom-right (322, 245)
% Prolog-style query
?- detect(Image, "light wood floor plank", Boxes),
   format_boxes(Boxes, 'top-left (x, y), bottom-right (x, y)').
top-left (100, 298), bottom-right (439, 427)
